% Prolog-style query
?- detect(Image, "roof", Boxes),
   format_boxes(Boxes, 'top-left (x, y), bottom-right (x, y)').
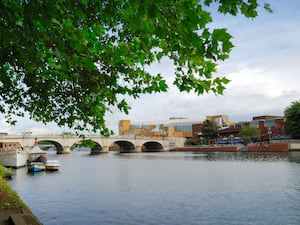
top-left (30, 143), bottom-right (45, 154)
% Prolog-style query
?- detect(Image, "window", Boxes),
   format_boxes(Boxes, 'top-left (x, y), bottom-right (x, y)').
top-left (169, 122), bottom-right (193, 132)
top-left (249, 120), bottom-right (259, 128)
top-left (265, 119), bottom-right (275, 128)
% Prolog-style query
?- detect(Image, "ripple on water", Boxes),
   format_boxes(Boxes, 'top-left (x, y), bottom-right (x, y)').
top-left (8, 151), bottom-right (300, 225)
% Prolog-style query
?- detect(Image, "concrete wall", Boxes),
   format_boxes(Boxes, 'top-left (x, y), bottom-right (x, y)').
top-left (289, 139), bottom-right (300, 150)
top-left (248, 143), bottom-right (289, 152)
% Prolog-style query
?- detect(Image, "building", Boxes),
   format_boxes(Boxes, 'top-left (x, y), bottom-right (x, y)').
top-left (119, 119), bottom-right (166, 137)
top-left (205, 115), bottom-right (229, 128)
top-left (192, 123), bottom-right (203, 139)
top-left (252, 115), bottom-right (287, 141)
top-left (214, 115), bottom-right (287, 142)
top-left (0, 142), bottom-right (21, 152)
top-left (168, 118), bottom-right (197, 138)
top-left (119, 120), bottom-right (131, 136)
top-left (120, 115), bottom-right (288, 142)
top-left (118, 117), bottom-right (202, 138)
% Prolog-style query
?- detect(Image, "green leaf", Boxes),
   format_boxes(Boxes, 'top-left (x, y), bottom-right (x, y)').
top-left (81, 0), bottom-right (89, 6)
top-left (264, 3), bottom-right (273, 13)
top-left (0, 0), bottom-right (268, 135)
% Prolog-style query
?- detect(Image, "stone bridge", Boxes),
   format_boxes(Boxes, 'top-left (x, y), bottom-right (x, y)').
top-left (0, 134), bottom-right (185, 154)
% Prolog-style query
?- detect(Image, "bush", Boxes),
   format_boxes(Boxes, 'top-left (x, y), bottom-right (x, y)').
top-left (285, 100), bottom-right (300, 139)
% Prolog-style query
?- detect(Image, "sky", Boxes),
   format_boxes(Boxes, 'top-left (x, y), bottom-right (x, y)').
top-left (1, 0), bottom-right (300, 135)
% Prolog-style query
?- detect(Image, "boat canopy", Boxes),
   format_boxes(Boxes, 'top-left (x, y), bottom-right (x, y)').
top-left (30, 139), bottom-right (46, 154)
top-left (30, 145), bottom-right (45, 154)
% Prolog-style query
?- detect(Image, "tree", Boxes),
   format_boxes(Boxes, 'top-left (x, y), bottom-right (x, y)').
top-left (202, 120), bottom-right (217, 141)
top-left (0, 1), bottom-right (271, 135)
top-left (239, 126), bottom-right (261, 144)
top-left (284, 100), bottom-right (300, 139)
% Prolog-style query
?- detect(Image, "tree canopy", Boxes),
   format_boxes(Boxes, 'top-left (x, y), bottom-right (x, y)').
top-left (201, 119), bottom-right (217, 140)
top-left (284, 100), bottom-right (300, 139)
top-left (239, 126), bottom-right (261, 143)
top-left (0, 1), bottom-right (271, 135)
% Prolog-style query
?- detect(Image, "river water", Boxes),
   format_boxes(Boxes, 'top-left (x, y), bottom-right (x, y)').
top-left (8, 151), bottom-right (300, 225)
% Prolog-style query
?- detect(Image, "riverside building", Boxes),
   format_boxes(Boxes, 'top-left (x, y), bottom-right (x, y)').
top-left (118, 117), bottom-right (202, 138)
top-left (119, 115), bottom-right (288, 142)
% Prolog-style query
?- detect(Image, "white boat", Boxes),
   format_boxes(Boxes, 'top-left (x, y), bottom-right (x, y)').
top-left (0, 142), bottom-right (28, 168)
top-left (27, 140), bottom-right (47, 172)
top-left (46, 160), bottom-right (60, 171)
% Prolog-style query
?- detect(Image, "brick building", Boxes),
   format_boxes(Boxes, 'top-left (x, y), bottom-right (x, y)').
top-left (213, 115), bottom-right (288, 142)
top-left (120, 115), bottom-right (288, 142)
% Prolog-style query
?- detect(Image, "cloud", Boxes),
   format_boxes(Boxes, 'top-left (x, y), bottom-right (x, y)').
top-left (0, 114), bottom-right (67, 135)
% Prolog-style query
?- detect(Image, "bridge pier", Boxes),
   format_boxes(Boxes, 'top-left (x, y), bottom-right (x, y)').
top-left (102, 146), bottom-right (109, 153)
top-left (134, 146), bottom-right (142, 153)
top-left (90, 145), bottom-right (109, 154)
top-left (61, 146), bottom-right (71, 154)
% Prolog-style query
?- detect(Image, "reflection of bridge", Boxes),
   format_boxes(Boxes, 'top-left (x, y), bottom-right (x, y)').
top-left (0, 134), bottom-right (185, 154)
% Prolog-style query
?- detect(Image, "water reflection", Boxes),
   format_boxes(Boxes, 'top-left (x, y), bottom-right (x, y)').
top-left (184, 151), bottom-right (300, 163)
top-left (116, 151), bottom-right (300, 163)
top-left (190, 152), bottom-right (291, 162)
top-left (288, 152), bottom-right (300, 163)
top-left (9, 150), bottom-right (300, 225)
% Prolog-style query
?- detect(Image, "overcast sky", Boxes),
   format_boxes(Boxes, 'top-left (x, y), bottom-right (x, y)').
top-left (1, 0), bottom-right (299, 135)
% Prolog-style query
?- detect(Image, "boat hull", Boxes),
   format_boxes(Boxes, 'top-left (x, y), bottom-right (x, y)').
top-left (46, 160), bottom-right (60, 171)
top-left (46, 165), bottom-right (59, 171)
top-left (0, 150), bottom-right (28, 168)
top-left (28, 162), bottom-right (46, 172)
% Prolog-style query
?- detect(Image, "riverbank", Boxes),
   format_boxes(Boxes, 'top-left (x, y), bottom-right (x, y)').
top-left (0, 166), bottom-right (42, 225)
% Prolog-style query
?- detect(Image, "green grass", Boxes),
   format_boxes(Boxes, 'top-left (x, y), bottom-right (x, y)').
top-left (0, 165), bottom-right (28, 210)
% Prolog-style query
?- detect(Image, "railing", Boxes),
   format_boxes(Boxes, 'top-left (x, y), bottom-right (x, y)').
top-left (247, 140), bottom-right (289, 146)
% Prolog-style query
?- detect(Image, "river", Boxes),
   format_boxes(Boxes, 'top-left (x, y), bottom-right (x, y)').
top-left (8, 151), bottom-right (300, 225)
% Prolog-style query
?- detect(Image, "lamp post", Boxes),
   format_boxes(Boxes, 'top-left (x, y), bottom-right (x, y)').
top-left (267, 127), bottom-right (272, 144)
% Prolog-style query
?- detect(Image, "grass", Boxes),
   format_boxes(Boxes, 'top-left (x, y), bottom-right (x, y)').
top-left (0, 165), bottom-right (29, 210)
top-left (0, 165), bottom-right (43, 225)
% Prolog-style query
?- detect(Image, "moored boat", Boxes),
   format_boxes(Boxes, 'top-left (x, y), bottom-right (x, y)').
top-left (46, 160), bottom-right (60, 171)
top-left (0, 142), bottom-right (28, 168)
top-left (27, 139), bottom-right (47, 172)
top-left (28, 161), bottom-right (46, 172)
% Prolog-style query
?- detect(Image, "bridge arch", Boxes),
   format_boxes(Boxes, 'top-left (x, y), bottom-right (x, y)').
top-left (114, 140), bottom-right (136, 153)
top-left (79, 139), bottom-right (105, 155)
top-left (142, 141), bottom-right (164, 152)
top-left (38, 140), bottom-right (64, 154)
top-left (90, 142), bottom-right (104, 155)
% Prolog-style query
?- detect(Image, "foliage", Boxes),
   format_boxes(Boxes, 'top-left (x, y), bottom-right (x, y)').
top-left (80, 136), bottom-right (97, 148)
top-left (202, 119), bottom-right (218, 140)
top-left (239, 126), bottom-right (261, 143)
top-left (37, 140), bottom-right (51, 144)
top-left (185, 139), bottom-right (200, 145)
top-left (202, 139), bottom-right (208, 145)
top-left (0, 165), bottom-right (26, 209)
top-left (284, 100), bottom-right (300, 139)
top-left (0, 1), bottom-right (270, 135)
top-left (0, 165), bottom-right (6, 178)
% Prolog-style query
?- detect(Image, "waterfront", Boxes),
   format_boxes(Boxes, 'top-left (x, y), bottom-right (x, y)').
top-left (8, 151), bottom-right (300, 225)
